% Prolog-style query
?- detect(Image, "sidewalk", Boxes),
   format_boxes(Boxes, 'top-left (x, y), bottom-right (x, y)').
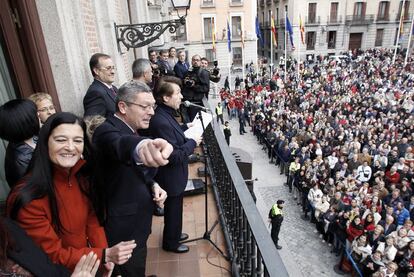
top-left (208, 98), bottom-right (343, 277)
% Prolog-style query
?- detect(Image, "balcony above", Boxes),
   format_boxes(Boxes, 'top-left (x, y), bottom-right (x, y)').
top-left (345, 14), bottom-right (375, 25)
top-left (376, 14), bottom-right (390, 22)
top-left (306, 16), bottom-right (321, 25)
top-left (327, 15), bottom-right (343, 25)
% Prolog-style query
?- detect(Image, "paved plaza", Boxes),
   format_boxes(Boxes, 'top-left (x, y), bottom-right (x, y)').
top-left (209, 98), bottom-right (344, 276)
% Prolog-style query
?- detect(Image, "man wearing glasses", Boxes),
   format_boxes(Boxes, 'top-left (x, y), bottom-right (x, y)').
top-left (93, 80), bottom-right (171, 277)
top-left (83, 53), bottom-right (118, 117)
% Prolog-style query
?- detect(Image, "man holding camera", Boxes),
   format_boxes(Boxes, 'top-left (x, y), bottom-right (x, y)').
top-left (181, 54), bottom-right (210, 122)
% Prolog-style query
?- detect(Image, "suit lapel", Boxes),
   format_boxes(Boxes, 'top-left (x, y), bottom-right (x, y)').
top-left (94, 80), bottom-right (117, 102)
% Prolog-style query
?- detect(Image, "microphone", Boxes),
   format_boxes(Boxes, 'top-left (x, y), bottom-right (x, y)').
top-left (182, 100), bottom-right (210, 111)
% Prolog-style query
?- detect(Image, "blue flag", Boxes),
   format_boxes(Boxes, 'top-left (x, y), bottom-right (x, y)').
top-left (286, 16), bottom-right (295, 49)
top-left (255, 16), bottom-right (264, 46)
top-left (227, 20), bottom-right (231, 52)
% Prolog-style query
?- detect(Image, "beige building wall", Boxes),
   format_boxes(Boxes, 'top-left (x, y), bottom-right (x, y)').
top-left (185, 0), bottom-right (258, 72)
top-left (259, 0), bottom-right (412, 63)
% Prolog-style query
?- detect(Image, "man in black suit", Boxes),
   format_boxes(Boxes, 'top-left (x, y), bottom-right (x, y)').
top-left (378, 215), bottom-right (397, 237)
top-left (83, 53), bottom-right (118, 117)
top-left (149, 76), bottom-right (201, 253)
top-left (93, 81), bottom-right (171, 276)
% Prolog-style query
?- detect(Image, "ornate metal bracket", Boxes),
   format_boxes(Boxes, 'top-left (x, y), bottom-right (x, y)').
top-left (114, 17), bottom-right (186, 51)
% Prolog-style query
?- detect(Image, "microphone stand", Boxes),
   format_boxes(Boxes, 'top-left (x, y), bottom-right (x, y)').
top-left (183, 108), bottom-right (228, 260)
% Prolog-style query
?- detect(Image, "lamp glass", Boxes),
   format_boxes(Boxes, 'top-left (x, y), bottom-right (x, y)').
top-left (171, 0), bottom-right (190, 9)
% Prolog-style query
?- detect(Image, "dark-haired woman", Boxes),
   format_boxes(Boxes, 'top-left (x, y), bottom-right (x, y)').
top-left (149, 76), bottom-right (201, 253)
top-left (0, 99), bottom-right (39, 188)
top-left (7, 112), bottom-right (135, 274)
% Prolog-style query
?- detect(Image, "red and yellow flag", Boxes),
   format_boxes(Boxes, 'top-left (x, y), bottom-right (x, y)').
top-left (271, 16), bottom-right (277, 47)
top-left (299, 15), bottom-right (305, 45)
top-left (212, 18), bottom-right (216, 52)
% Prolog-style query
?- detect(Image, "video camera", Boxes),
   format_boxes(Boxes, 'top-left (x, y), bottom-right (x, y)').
top-left (183, 68), bottom-right (197, 87)
top-left (209, 60), bottom-right (221, 83)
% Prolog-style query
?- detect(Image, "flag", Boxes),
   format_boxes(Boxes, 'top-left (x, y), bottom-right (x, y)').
top-left (299, 15), bottom-right (305, 45)
top-left (399, 1), bottom-right (406, 38)
top-left (271, 16), bottom-right (278, 47)
top-left (241, 28), bottom-right (245, 49)
top-left (212, 18), bottom-right (216, 52)
top-left (286, 16), bottom-right (295, 49)
top-left (227, 19), bottom-right (231, 52)
top-left (255, 16), bottom-right (264, 46)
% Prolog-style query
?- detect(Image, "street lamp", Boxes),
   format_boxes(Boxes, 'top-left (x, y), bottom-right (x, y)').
top-left (114, 0), bottom-right (191, 51)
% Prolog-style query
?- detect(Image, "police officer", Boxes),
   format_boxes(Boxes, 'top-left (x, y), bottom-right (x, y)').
top-left (268, 199), bottom-right (284, 250)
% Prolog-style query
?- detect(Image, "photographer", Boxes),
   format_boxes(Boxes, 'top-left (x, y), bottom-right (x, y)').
top-left (181, 54), bottom-right (210, 122)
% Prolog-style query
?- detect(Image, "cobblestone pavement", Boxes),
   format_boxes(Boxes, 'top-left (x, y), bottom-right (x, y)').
top-left (208, 99), bottom-right (344, 276)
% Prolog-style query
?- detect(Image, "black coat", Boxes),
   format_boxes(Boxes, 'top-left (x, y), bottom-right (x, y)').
top-left (83, 79), bottom-right (117, 117)
top-left (4, 218), bottom-right (70, 277)
top-left (4, 142), bottom-right (34, 188)
top-left (149, 104), bottom-right (196, 196)
top-left (93, 115), bottom-right (156, 248)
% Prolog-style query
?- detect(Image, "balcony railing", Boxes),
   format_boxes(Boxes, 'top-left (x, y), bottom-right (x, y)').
top-left (395, 13), bottom-right (412, 21)
top-left (376, 14), bottom-right (390, 22)
top-left (327, 15), bottom-right (342, 25)
top-left (202, 100), bottom-right (289, 277)
top-left (345, 14), bottom-right (375, 25)
top-left (305, 16), bottom-right (321, 25)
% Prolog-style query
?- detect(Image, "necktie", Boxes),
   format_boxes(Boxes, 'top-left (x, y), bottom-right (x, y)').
top-left (110, 87), bottom-right (117, 98)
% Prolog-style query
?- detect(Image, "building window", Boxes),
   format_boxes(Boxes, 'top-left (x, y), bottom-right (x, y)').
top-left (233, 47), bottom-right (242, 66)
top-left (203, 17), bottom-right (214, 40)
top-left (327, 31), bottom-right (336, 49)
top-left (202, 0), bottom-right (214, 6)
top-left (308, 3), bottom-right (317, 23)
top-left (306, 32), bottom-right (316, 50)
top-left (230, 0), bottom-right (242, 5)
top-left (354, 2), bottom-right (366, 18)
top-left (231, 16), bottom-right (242, 39)
top-left (375, 29), bottom-right (384, 46)
top-left (174, 24), bottom-right (187, 42)
top-left (398, 0), bottom-right (410, 20)
top-left (378, 1), bottom-right (390, 20)
top-left (330, 2), bottom-right (339, 23)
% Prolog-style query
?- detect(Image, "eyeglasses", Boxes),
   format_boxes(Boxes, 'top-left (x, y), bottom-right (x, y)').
top-left (124, 101), bottom-right (157, 111)
top-left (38, 105), bottom-right (56, 113)
top-left (100, 65), bottom-right (116, 71)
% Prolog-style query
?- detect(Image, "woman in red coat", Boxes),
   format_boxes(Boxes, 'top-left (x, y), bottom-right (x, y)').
top-left (347, 217), bottom-right (364, 243)
top-left (7, 112), bottom-right (135, 275)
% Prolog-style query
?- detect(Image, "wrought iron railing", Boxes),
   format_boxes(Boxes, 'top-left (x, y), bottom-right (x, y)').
top-left (202, 103), bottom-right (289, 277)
top-left (345, 14), bottom-right (375, 25)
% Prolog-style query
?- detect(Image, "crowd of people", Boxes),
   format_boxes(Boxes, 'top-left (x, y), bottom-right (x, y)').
top-left (218, 48), bottom-right (414, 276)
top-left (0, 48), bottom-right (208, 276)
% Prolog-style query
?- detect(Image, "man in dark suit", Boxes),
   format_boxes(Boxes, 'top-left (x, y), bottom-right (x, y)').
top-left (83, 53), bottom-right (118, 117)
top-left (149, 76), bottom-right (201, 254)
top-left (93, 81), bottom-right (171, 276)
top-left (378, 215), bottom-right (397, 237)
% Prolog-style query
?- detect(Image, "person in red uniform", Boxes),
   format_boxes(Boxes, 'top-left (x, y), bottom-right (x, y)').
top-left (7, 112), bottom-right (135, 275)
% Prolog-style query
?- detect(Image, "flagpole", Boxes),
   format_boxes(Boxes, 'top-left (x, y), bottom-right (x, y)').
top-left (242, 30), bottom-right (245, 80)
top-left (404, 12), bottom-right (414, 66)
top-left (284, 8), bottom-right (287, 84)
top-left (393, 0), bottom-right (406, 64)
top-left (271, 11), bottom-right (274, 78)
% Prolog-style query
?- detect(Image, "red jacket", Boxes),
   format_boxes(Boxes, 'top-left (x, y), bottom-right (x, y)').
top-left (346, 224), bottom-right (364, 242)
top-left (7, 160), bottom-right (107, 271)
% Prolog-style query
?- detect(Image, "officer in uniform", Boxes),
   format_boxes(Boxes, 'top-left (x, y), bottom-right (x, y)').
top-left (268, 199), bottom-right (284, 249)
